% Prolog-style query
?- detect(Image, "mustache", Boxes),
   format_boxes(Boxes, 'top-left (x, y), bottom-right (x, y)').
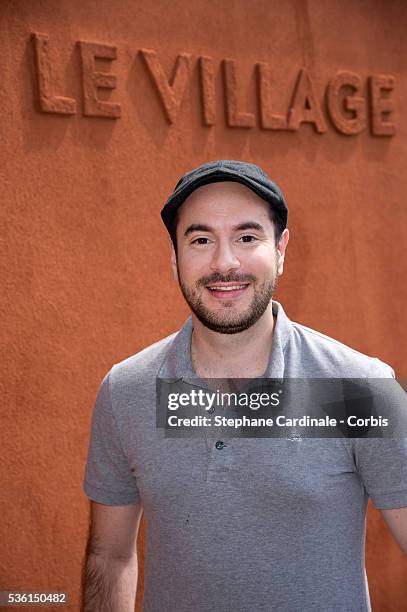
top-left (198, 272), bottom-right (257, 286)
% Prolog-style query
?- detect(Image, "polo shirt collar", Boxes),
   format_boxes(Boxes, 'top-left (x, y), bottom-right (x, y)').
top-left (158, 300), bottom-right (292, 381)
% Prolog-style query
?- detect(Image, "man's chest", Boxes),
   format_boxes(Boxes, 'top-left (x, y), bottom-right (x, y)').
top-left (126, 430), bottom-right (363, 516)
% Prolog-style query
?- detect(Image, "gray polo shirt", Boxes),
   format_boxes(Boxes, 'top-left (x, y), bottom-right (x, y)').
top-left (83, 301), bottom-right (407, 612)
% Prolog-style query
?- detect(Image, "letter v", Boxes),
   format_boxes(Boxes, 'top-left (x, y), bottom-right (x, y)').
top-left (140, 49), bottom-right (192, 124)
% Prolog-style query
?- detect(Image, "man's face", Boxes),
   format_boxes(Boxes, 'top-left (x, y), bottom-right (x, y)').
top-left (171, 181), bottom-right (289, 334)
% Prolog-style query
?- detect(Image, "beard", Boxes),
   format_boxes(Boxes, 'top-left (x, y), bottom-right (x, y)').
top-left (177, 266), bottom-right (278, 334)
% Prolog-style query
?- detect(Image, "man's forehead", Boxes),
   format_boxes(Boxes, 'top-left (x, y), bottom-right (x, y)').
top-left (176, 181), bottom-right (272, 223)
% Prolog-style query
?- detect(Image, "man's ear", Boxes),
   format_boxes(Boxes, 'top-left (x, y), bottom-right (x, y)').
top-left (170, 243), bottom-right (179, 283)
top-left (276, 228), bottom-right (290, 276)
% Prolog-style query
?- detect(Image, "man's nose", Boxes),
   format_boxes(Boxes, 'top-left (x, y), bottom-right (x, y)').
top-left (209, 240), bottom-right (241, 273)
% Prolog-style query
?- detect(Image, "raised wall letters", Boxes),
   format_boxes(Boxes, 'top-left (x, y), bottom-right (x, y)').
top-left (256, 62), bottom-right (287, 130)
top-left (327, 71), bottom-right (366, 135)
top-left (287, 69), bottom-right (327, 133)
top-left (369, 75), bottom-right (396, 136)
top-left (140, 49), bottom-right (192, 124)
top-left (32, 33), bottom-right (76, 115)
top-left (30, 33), bottom-right (397, 137)
top-left (199, 56), bottom-right (216, 126)
top-left (222, 59), bottom-right (255, 128)
top-left (78, 41), bottom-right (121, 118)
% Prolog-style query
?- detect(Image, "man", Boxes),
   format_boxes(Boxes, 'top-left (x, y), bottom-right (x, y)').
top-left (82, 160), bottom-right (407, 611)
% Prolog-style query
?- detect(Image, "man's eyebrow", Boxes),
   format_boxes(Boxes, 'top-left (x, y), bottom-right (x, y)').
top-left (184, 221), bottom-right (266, 237)
top-left (232, 222), bottom-right (265, 232)
top-left (184, 224), bottom-right (213, 236)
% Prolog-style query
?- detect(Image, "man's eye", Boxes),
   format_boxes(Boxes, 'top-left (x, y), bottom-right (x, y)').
top-left (239, 235), bottom-right (258, 243)
top-left (191, 237), bottom-right (210, 245)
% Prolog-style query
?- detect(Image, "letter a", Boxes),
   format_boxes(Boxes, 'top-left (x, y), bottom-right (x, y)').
top-left (287, 68), bottom-right (326, 133)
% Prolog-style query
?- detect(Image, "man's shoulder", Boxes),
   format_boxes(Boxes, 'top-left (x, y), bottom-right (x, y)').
top-left (109, 329), bottom-right (179, 385)
top-left (288, 318), bottom-right (395, 377)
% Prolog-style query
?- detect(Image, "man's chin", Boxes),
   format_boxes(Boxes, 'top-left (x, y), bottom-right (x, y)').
top-left (180, 280), bottom-right (276, 334)
top-left (194, 312), bottom-right (259, 334)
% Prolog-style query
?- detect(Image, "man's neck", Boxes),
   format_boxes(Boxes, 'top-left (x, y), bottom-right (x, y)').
top-left (190, 302), bottom-right (276, 379)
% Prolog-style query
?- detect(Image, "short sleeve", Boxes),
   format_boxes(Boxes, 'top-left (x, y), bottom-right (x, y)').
top-left (83, 370), bottom-right (141, 506)
top-left (369, 357), bottom-right (396, 379)
top-left (353, 371), bottom-right (407, 509)
top-left (353, 438), bottom-right (407, 508)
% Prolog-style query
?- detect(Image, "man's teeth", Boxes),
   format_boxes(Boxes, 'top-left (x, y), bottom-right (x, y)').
top-left (207, 285), bottom-right (247, 291)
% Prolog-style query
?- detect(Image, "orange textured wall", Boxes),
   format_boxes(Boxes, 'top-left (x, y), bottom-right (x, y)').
top-left (1, 0), bottom-right (406, 610)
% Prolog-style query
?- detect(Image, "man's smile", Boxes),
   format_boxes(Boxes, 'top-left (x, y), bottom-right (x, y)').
top-left (205, 283), bottom-right (250, 299)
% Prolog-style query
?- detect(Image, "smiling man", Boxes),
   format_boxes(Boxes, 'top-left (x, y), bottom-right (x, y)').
top-left (169, 178), bottom-right (289, 379)
top-left (82, 160), bottom-right (407, 612)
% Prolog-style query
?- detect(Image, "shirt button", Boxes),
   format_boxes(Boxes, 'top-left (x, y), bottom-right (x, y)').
top-left (215, 440), bottom-right (225, 450)
top-left (207, 406), bottom-right (215, 414)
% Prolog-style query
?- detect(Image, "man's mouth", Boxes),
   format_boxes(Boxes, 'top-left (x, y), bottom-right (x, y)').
top-left (205, 283), bottom-right (250, 298)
